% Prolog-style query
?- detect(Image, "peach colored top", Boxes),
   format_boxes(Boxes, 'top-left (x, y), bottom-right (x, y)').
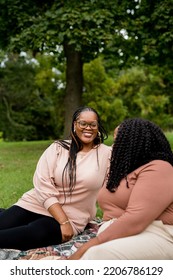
top-left (97, 160), bottom-right (173, 243)
top-left (15, 142), bottom-right (111, 235)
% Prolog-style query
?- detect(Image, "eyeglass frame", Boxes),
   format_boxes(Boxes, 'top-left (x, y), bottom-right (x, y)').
top-left (76, 120), bottom-right (98, 129)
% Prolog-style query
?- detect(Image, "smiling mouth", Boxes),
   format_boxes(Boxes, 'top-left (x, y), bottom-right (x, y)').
top-left (83, 132), bottom-right (93, 137)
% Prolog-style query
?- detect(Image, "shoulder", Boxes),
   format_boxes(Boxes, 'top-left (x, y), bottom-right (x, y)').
top-left (95, 144), bottom-right (112, 160)
top-left (136, 160), bottom-right (173, 176)
top-left (98, 143), bottom-right (112, 152)
top-left (143, 160), bottom-right (172, 170)
top-left (44, 141), bottom-right (67, 155)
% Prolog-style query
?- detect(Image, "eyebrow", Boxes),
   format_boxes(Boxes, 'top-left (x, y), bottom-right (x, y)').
top-left (77, 119), bottom-right (98, 122)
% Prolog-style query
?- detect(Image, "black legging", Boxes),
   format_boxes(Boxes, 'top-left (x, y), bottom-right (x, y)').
top-left (0, 206), bottom-right (62, 250)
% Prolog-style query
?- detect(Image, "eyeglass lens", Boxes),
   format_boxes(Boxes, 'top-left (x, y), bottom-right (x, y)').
top-left (77, 121), bottom-right (98, 129)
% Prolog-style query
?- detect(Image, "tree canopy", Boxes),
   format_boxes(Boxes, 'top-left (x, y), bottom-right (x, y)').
top-left (0, 0), bottom-right (127, 136)
top-left (0, 0), bottom-right (173, 140)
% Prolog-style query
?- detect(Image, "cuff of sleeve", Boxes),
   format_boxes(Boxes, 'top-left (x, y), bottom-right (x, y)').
top-left (44, 197), bottom-right (59, 209)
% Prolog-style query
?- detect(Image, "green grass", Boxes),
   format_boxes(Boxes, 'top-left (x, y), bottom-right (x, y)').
top-left (0, 140), bottom-right (52, 208)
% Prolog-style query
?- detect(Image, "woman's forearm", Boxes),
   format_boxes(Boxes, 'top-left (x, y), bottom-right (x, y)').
top-left (48, 203), bottom-right (74, 242)
top-left (48, 203), bottom-right (68, 224)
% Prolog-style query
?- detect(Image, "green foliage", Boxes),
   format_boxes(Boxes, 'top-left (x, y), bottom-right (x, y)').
top-left (0, 131), bottom-right (3, 142)
top-left (102, 0), bottom-right (173, 70)
top-left (165, 132), bottom-right (173, 146)
top-left (0, 0), bottom-right (173, 139)
top-left (0, 0), bottom-right (121, 62)
top-left (112, 66), bottom-right (173, 129)
top-left (0, 53), bottom-right (64, 141)
top-left (130, 0), bottom-right (173, 67)
top-left (1, 53), bottom-right (173, 140)
top-left (83, 57), bottom-right (127, 132)
top-left (102, 0), bottom-right (173, 111)
top-left (34, 53), bottom-right (66, 138)
top-left (83, 59), bottom-right (173, 131)
top-left (0, 0), bottom-right (126, 139)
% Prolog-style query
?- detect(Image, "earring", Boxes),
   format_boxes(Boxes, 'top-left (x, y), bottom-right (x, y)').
top-left (74, 129), bottom-right (76, 133)
top-left (97, 131), bottom-right (101, 144)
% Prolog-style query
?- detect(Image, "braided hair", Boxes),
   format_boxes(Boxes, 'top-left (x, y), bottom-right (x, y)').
top-left (58, 106), bottom-right (108, 197)
top-left (107, 118), bottom-right (173, 192)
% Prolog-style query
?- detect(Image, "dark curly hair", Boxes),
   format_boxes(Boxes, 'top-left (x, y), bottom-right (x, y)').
top-left (106, 118), bottom-right (173, 192)
top-left (58, 106), bottom-right (108, 197)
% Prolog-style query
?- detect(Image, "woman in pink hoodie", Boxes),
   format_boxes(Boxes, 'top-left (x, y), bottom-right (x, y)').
top-left (0, 106), bottom-right (111, 250)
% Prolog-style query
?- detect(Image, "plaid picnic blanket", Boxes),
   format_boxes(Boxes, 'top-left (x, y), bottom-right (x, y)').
top-left (0, 219), bottom-right (101, 260)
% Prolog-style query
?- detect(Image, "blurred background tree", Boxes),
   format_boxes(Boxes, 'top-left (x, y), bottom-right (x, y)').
top-left (0, 0), bottom-right (172, 141)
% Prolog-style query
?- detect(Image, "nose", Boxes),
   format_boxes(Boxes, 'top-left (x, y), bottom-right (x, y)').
top-left (85, 124), bottom-right (92, 129)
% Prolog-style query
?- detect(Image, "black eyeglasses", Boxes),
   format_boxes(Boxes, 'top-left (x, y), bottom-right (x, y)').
top-left (76, 120), bottom-right (98, 129)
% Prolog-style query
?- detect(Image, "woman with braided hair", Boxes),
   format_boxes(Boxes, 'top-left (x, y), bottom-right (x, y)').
top-left (0, 106), bottom-right (111, 250)
top-left (69, 118), bottom-right (173, 259)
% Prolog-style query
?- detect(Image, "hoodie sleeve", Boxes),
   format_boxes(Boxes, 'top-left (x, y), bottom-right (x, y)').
top-left (33, 142), bottom-right (62, 209)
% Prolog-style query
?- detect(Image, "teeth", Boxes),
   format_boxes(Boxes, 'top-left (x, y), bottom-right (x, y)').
top-left (84, 133), bottom-right (92, 136)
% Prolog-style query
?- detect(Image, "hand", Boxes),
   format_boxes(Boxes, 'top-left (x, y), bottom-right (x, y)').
top-left (68, 237), bottom-right (100, 260)
top-left (48, 203), bottom-right (74, 243)
top-left (60, 222), bottom-right (74, 243)
top-left (68, 249), bottom-right (83, 260)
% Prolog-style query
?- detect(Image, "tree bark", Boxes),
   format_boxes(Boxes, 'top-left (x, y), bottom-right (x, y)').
top-left (63, 43), bottom-right (83, 138)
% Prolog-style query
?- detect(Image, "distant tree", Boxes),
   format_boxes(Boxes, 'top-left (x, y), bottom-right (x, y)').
top-left (0, 0), bottom-right (124, 136)
top-left (112, 66), bottom-right (173, 129)
top-left (83, 59), bottom-right (173, 130)
top-left (1, 0), bottom-right (172, 137)
top-left (83, 57), bottom-right (127, 132)
top-left (0, 54), bottom-right (60, 141)
top-left (126, 0), bottom-right (173, 67)
top-left (103, 0), bottom-right (173, 70)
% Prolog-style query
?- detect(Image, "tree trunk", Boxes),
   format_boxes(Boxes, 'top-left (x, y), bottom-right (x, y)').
top-left (63, 43), bottom-right (83, 138)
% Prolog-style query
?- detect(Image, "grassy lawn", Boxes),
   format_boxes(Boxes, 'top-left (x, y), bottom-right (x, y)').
top-left (0, 140), bottom-right (52, 208)
top-left (0, 133), bottom-right (172, 210)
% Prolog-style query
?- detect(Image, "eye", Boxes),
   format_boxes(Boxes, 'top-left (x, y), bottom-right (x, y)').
top-left (77, 121), bottom-right (87, 128)
top-left (80, 121), bottom-right (87, 126)
top-left (91, 123), bottom-right (98, 128)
